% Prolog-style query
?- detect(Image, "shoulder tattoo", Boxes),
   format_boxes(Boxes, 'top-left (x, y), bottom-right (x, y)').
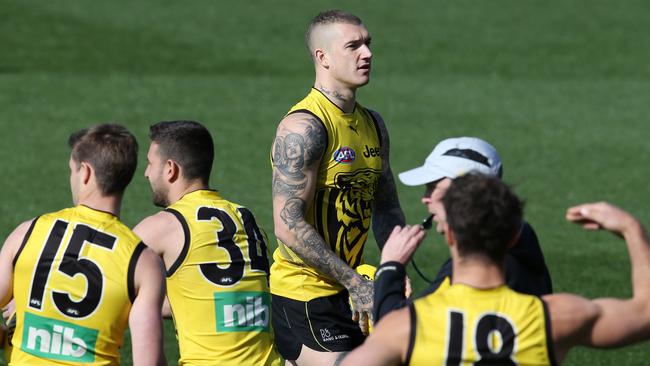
top-left (272, 117), bottom-right (326, 198)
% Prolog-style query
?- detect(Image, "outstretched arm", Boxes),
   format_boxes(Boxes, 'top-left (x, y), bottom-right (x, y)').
top-left (272, 112), bottom-right (373, 332)
top-left (547, 202), bottom-right (650, 360)
top-left (369, 111), bottom-right (405, 249)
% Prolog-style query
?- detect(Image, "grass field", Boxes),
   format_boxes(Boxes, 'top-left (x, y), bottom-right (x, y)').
top-left (2, 1), bottom-right (650, 364)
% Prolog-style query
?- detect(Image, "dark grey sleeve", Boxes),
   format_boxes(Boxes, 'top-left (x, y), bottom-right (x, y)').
top-left (373, 261), bottom-right (409, 323)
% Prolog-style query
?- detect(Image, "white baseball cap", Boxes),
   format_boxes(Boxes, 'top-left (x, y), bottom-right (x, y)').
top-left (398, 137), bottom-right (503, 186)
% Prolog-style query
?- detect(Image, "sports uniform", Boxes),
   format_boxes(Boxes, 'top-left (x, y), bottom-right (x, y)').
top-left (271, 88), bottom-right (382, 358)
top-left (408, 283), bottom-right (557, 365)
top-left (374, 222), bottom-right (553, 323)
top-left (165, 190), bottom-right (280, 366)
top-left (11, 205), bottom-right (144, 365)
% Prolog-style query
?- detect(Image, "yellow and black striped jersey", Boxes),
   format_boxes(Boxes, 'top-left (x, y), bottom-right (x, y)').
top-left (408, 283), bottom-right (557, 366)
top-left (11, 205), bottom-right (144, 365)
top-left (271, 88), bottom-right (383, 301)
top-left (165, 190), bottom-right (280, 366)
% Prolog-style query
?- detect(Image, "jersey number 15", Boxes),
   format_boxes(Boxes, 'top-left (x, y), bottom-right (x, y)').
top-left (29, 220), bottom-right (115, 319)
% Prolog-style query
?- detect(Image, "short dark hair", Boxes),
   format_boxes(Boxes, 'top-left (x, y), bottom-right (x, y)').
top-left (443, 173), bottom-right (523, 263)
top-left (148, 120), bottom-right (214, 183)
top-left (68, 123), bottom-right (138, 196)
top-left (305, 10), bottom-right (363, 54)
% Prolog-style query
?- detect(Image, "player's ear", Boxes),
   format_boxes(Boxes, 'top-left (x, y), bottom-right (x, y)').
top-left (315, 48), bottom-right (329, 68)
top-left (80, 162), bottom-right (92, 186)
top-left (162, 159), bottom-right (173, 182)
top-left (165, 159), bottom-right (181, 183)
top-left (444, 223), bottom-right (455, 247)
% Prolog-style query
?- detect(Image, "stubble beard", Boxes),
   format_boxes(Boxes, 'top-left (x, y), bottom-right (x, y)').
top-left (151, 185), bottom-right (170, 208)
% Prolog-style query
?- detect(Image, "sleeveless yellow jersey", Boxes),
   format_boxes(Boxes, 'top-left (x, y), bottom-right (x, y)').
top-left (271, 88), bottom-right (383, 301)
top-left (408, 284), bottom-right (557, 366)
top-left (11, 205), bottom-right (144, 365)
top-left (165, 190), bottom-right (280, 366)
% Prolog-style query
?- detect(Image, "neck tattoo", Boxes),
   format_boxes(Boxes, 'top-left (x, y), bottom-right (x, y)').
top-left (318, 85), bottom-right (348, 103)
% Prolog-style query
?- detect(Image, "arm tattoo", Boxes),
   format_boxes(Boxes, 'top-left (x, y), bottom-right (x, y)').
top-left (373, 167), bottom-right (405, 249)
top-left (273, 134), bottom-right (306, 180)
top-left (272, 114), bottom-right (372, 308)
top-left (292, 220), bottom-right (357, 287)
top-left (280, 197), bottom-right (305, 230)
top-left (272, 116), bottom-right (356, 285)
top-left (293, 226), bottom-right (373, 310)
top-left (272, 178), bottom-right (306, 198)
top-left (276, 192), bottom-right (362, 291)
top-left (272, 117), bottom-right (326, 199)
top-left (369, 110), bottom-right (405, 249)
top-left (302, 121), bottom-right (326, 167)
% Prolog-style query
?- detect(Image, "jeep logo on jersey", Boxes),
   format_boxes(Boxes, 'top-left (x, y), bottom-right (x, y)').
top-left (363, 145), bottom-right (381, 158)
top-left (333, 147), bottom-right (356, 164)
top-left (21, 312), bottom-right (98, 363)
top-left (214, 291), bottom-right (271, 333)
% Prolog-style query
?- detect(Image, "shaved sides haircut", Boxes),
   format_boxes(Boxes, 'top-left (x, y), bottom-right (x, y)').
top-left (305, 9), bottom-right (363, 56)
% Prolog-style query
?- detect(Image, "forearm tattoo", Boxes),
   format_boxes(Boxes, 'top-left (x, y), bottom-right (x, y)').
top-left (370, 111), bottom-right (405, 249)
top-left (278, 195), bottom-right (359, 288)
top-left (373, 168), bottom-right (405, 249)
top-left (295, 225), bottom-right (358, 286)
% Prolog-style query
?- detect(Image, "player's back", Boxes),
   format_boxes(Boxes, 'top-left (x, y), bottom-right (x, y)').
top-left (11, 205), bottom-right (144, 365)
top-left (165, 189), bottom-right (280, 366)
top-left (409, 283), bottom-right (557, 366)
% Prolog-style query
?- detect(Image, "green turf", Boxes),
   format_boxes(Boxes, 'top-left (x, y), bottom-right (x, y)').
top-left (2, 1), bottom-right (650, 364)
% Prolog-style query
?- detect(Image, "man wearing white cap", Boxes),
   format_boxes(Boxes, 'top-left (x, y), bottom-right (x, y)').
top-left (373, 137), bottom-right (552, 322)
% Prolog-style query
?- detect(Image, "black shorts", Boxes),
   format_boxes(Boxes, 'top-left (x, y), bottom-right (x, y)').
top-left (271, 291), bottom-right (366, 360)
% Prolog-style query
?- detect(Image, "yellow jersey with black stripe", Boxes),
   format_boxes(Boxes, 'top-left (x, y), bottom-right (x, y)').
top-left (11, 205), bottom-right (145, 365)
top-left (408, 284), bottom-right (557, 366)
top-left (165, 190), bottom-right (280, 366)
top-left (271, 88), bottom-right (383, 301)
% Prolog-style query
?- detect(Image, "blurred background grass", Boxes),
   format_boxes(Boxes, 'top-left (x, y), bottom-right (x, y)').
top-left (1, 1), bottom-right (649, 364)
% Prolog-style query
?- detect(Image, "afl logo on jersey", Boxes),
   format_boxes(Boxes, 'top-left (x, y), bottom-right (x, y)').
top-left (333, 147), bottom-right (356, 164)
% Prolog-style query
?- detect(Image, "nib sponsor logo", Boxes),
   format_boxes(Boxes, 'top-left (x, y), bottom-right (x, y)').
top-left (215, 291), bottom-right (271, 333)
top-left (21, 312), bottom-right (97, 363)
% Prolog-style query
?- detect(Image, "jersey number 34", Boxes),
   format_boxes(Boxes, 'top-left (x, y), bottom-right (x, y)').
top-left (197, 207), bottom-right (270, 287)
